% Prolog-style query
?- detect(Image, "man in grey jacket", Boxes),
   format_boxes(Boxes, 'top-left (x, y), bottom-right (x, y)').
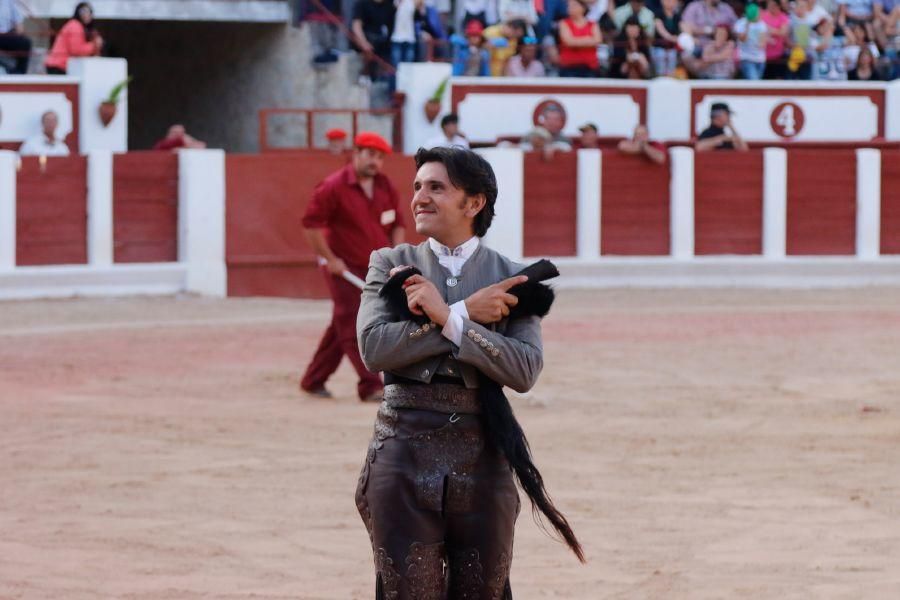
top-left (354, 147), bottom-right (546, 599)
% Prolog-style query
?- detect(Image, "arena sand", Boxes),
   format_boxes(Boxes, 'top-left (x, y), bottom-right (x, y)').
top-left (2, 289), bottom-right (900, 599)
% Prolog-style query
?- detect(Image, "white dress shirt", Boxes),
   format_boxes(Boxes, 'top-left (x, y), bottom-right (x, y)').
top-left (18, 134), bottom-right (71, 157)
top-left (428, 236), bottom-right (479, 346)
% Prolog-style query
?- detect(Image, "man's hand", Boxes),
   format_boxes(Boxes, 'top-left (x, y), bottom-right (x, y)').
top-left (403, 275), bottom-right (450, 326)
top-left (464, 275), bottom-right (528, 325)
top-left (326, 257), bottom-right (348, 276)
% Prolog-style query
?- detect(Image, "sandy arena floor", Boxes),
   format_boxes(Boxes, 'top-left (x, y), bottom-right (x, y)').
top-left (2, 289), bottom-right (900, 599)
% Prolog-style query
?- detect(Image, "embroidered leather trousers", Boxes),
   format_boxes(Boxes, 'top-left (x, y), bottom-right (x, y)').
top-left (356, 403), bottom-right (519, 599)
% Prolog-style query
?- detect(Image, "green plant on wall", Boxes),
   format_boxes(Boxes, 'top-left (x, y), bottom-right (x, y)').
top-left (105, 76), bottom-right (132, 105)
top-left (429, 77), bottom-right (449, 103)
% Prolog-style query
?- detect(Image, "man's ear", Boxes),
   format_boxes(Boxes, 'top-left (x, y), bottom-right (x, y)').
top-left (466, 193), bottom-right (486, 218)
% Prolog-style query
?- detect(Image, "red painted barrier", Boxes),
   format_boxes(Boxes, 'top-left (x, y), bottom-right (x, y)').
top-left (786, 149), bottom-right (856, 255)
top-left (226, 152), bottom-right (419, 299)
top-left (16, 156), bottom-right (88, 266)
top-left (600, 152), bottom-right (670, 255)
top-left (880, 150), bottom-right (900, 255)
top-left (694, 151), bottom-right (764, 255)
top-left (523, 152), bottom-right (577, 257)
top-left (113, 152), bottom-right (178, 263)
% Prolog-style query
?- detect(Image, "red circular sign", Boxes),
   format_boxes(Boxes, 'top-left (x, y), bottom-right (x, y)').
top-left (532, 99), bottom-right (567, 129)
top-left (770, 102), bottom-right (805, 139)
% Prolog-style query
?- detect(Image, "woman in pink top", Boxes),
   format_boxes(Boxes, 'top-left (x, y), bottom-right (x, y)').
top-left (45, 2), bottom-right (103, 74)
top-left (761, 0), bottom-right (789, 79)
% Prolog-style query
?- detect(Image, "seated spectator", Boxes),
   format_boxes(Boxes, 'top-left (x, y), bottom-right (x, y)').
top-left (298, 0), bottom-right (342, 65)
top-left (153, 125), bottom-right (207, 151)
top-left (812, 18), bottom-right (848, 79)
top-left (837, 0), bottom-right (875, 29)
top-left (652, 0), bottom-right (682, 77)
top-left (874, 0), bottom-right (900, 38)
top-left (450, 20), bottom-right (491, 75)
top-left (352, 0), bottom-right (395, 82)
top-left (536, 102), bottom-right (573, 149)
top-left (506, 35), bottom-right (547, 75)
top-left (617, 124), bottom-right (666, 163)
top-left (612, 15), bottom-right (653, 78)
top-left (734, 3), bottom-right (768, 79)
top-left (843, 20), bottom-right (881, 68)
top-left (391, 0), bottom-right (421, 66)
top-left (762, 0), bottom-right (791, 78)
top-left (425, 113), bottom-right (471, 148)
top-left (483, 19), bottom-right (527, 75)
top-left (558, 0), bottom-right (602, 77)
top-left (19, 111), bottom-right (70, 156)
top-left (799, 0), bottom-right (834, 27)
top-left (679, 0), bottom-right (737, 76)
top-left (325, 128), bottom-right (348, 154)
top-left (680, 0), bottom-right (737, 48)
top-left (849, 43), bottom-right (883, 76)
top-left (0, 0), bottom-right (32, 74)
top-left (787, 0), bottom-right (815, 78)
top-left (614, 0), bottom-right (657, 38)
top-left (700, 23), bottom-right (736, 78)
top-left (45, 2), bottom-right (103, 75)
top-left (578, 122), bottom-right (601, 148)
top-left (695, 102), bottom-right (748, 152)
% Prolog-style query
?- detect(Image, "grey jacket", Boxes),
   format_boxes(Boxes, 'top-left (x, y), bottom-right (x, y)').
top-left (356, 241), bottom-right (543, 393)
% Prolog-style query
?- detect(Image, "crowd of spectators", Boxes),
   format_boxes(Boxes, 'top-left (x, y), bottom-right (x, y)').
top-left (338, 0), bottom-right (900, 80)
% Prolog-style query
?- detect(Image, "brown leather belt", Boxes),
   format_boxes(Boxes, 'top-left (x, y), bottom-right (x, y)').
top-left (383, 383), bottom-right (481, 415)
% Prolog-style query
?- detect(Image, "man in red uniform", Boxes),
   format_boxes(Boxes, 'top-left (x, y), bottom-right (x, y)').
top-left (300, 132), bottom-right (405, 402)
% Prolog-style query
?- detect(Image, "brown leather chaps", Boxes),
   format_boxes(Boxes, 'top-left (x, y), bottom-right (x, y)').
top-left (356, 400), bottom-right (519, 599)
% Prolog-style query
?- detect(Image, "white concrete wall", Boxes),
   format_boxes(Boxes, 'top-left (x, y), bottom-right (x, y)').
top-left (0, 151), bottom-right (16, 271)
top-left (68, 58), bottom-right (129, 153)
top-left (476, 147), bottom-right (524, 261)
top-left (397, 62), bottom-right (453, 155)
top-left (178, 149), bottom-right (227, 297)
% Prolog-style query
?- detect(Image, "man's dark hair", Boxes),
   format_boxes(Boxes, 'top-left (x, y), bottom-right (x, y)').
top-left (414, 146), bottom-right (497, 237)
top-left (509, 19), bottom-right (528, 35)
top-left (440, 113), bottom-right (459, 129)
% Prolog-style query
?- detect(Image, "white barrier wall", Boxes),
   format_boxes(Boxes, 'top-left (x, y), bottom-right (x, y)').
top-left (0, 149), bottom-right (226, 300)
top-left (0, 58), bottom-right (128, 154)
top-left (398, 68), bottom-right (900, 153)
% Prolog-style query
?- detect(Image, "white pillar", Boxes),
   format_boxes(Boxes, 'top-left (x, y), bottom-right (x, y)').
top-left (68, 58), bottom-right (129, 153)
top-left (476, 147), bottom-right (524, 260)
top-left (856, 148), bottom-right (881, 259)
top-left (647, 79), bottom-right (692, 142)
top-left (577, 149), bottom-right (601, 259)
top-left (178, 149), bottom-right (227, 297)
top-left (0, 151), bottom-right (16, 270)
top-left (763, 148), bottom-right (788, 259)
top-left (87, 150), bottom-right (113, 266)
top-left (669, 146), bottom-right (694, 259)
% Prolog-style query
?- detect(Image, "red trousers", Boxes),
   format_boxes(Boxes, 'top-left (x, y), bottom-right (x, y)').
top-left (301, 266), bottom-right (382, 399)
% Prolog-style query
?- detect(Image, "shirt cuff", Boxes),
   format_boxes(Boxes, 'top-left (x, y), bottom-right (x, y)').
top-left (441, 301), bottom-right (469, 346)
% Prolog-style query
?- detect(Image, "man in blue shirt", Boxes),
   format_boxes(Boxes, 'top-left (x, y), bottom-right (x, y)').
top-left (0, 0), bottom-right (32, 74)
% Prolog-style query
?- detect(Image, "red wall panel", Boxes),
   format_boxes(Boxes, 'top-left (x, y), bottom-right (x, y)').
top-left (523, 152), bottom-right (577, 257)
top-left (226, 152), bottom-right (419, 299)
top-left (16, 156), bottom-right (88, 266)
top-left (694, 151), bottom-right (764, 255)
top-left (113, 152), bottom-right (178, 263)
top-left (600, 152), bottom-right (670, 255)
top-left (786, 149), bottom-right (856, 255)
top-left (880, 150), bottom-right (900, 255)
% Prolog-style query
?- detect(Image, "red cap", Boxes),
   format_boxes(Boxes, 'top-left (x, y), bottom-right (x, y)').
top-left (465, 20), bottom-right (485, 37)
top-left (354, 131), bottom-right (392, 154)
top-left (325, 128), bottom-right (347, 141)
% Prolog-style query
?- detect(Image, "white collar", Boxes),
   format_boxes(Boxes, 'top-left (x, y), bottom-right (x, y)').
top-left (428, 236), bottom-right (479, 259)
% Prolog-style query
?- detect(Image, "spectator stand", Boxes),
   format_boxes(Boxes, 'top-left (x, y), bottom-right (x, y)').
top-left (258, 107), bottom-right (403, 152)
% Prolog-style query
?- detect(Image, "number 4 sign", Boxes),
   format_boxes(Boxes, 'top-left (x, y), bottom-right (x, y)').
top-left (770, 102), bottom-right (806, 138)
